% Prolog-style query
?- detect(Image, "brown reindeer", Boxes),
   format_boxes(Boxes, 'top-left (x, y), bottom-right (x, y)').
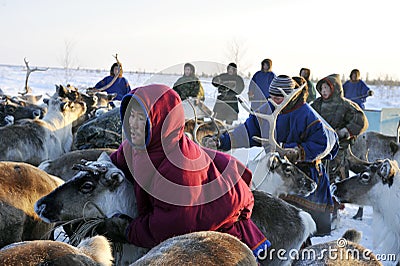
top-left (131, 231), bottom-right (257, 266)
top-left (0, 162), bottom-right (63, 248)
top-left (0, 235), bottom-right (113, 266)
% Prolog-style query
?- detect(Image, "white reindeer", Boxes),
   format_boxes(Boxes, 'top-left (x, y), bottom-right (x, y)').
top-left (333, 159), bottom-right (400, 265)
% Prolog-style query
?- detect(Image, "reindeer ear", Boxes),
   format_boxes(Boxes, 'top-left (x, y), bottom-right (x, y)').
top-left (380, 159), bottom-right (398, 187)
top-left (58, 85), bottom-right (68, 98)
top-left (98, 152), bottom-right (111, 163)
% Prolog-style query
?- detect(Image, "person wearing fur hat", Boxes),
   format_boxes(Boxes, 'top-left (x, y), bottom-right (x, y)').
top-left (92, 62), bottom-right (131, 101)
top-left (172, 63), bottom-right (205, 101)
top-left (312, 74), bottom-right (368, 221)
top-left (248, 59), bottom-right (276, 110)
top-left (204, 75), bottom-right (339, 237)
top-left (211, 63), bottom-right (245, 124)
top-left (312, 74), bottom-right (368, 182)
top-left (342, 69), bottom-right (373, 110)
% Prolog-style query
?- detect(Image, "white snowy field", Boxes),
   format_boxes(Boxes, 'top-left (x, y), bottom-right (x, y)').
top-left (1, 64), bottom-right (399, 264)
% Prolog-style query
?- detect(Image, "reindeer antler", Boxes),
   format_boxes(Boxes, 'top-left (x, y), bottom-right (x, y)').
top-left (20, 57), bottom-right (48, 96)
top-left (72, 162), bottom-right (108, 174)
top-left (239, 83), bottom-right (306, 155)
top-left (189, 98), bottom-right (228, 145)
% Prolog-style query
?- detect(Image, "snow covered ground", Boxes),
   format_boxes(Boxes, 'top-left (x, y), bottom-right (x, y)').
top-left (1, 64), bottom-right (399, 264)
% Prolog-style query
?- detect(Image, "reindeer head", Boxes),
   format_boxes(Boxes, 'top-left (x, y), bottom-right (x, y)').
top-left (35, 152), bottom-right (131, 223)
top-left (333, 159), bottom-right (399, 205)
top-left (249, 152), bottom-right (317, 197)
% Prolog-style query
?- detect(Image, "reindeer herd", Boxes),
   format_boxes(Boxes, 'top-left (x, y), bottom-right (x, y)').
top-left (0, 84), bottom-right (398, 265)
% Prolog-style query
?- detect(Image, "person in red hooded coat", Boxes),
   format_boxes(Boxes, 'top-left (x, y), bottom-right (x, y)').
top-left (101, 84), bottom-right (269, 260)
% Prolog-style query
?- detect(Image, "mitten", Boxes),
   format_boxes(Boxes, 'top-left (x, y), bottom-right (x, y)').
top-left (94, 214), bottom-right (132, 243)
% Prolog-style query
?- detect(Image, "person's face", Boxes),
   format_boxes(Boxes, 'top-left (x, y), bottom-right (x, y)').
top-left (227, 66), bottom-right (235, 75)
top-left (320, 83), bottom-right (332, 99)
top-left (184, 66), bottom-right (192, 76)
top-left (300, 70), bottom-right (307, 79)
top-left (351, 73), bottom-right (358, 81)
top-left (128, 108), bottom-right (147, 147)
top-left (270, 95), bottom-right (284, 105)
top-left (262, 63), bottom-right (269, 72)
top-left (113, 66), bottom-right (120, 76)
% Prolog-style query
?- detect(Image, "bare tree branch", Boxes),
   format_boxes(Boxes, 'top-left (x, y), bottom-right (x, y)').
top-left (225, 39), bottom-right (251, 74)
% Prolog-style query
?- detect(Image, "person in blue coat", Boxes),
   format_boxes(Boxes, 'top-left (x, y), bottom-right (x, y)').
top-left (204, 75), bottom-right (339, 236)
top-left (342, 69), bottom-right (373, 110)
top-left (248, 59), bottom-right (276, 110)
top-left (93, 62), bottom-right (131, 101)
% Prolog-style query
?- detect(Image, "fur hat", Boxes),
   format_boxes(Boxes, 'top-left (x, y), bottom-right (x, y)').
top-left (269, 75), bottom-right (296, 96)
top-left (227, 62), bottom-right (237, 70)
top-left (184, 63), bottom-right (195, 73)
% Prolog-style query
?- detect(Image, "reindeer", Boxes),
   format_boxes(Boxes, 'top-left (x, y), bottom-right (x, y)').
top-left (0, 96), bottom-right (86, 165)
top-left (19, 57), bottom-right (48, 96)
top-left (35, 152), bottom-right (316, 266)
top-left (0, 94), bottom-right (45, 126)
top-left (332, 158), bottom-right (400, 265)
top-left (0, 235), bottom-right (113, 266)
top-left (352, 131), bottom-right (400, 163)
top-left (0, 161), bottom-right (64, 248)
top-left (38, 148), bottom-right (116, 181)
top-left (131, 231), bottom-right (257, 266)
top-left (182, 97), bottom-right (228, 144)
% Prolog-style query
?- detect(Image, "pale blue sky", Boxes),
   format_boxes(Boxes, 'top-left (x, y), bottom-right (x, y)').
top-left (1, 0), bottom-right (398, 80)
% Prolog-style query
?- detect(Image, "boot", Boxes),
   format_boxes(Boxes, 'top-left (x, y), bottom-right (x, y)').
top-left (310, 209), bottom-right (331, 237)
top-left (352, 207), bottom-right (363, 220)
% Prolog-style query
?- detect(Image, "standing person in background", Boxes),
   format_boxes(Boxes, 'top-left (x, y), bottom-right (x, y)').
top-left (312, 74), bottom-right (368, 221)
top-left (312, 74), bottom-right (368, 182)
top-left (343, 69), bottom-right (373, 110)
top-left (248, 59), bottom-right (275, 110)
top-left (300, 68), bottom-right (317, 103)
top-left (172, 63), bottom-right (205, 101)
top-left (92, 62), bottom-right (131, 102)
top-left (212, 63), bottom-right (245, 125)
